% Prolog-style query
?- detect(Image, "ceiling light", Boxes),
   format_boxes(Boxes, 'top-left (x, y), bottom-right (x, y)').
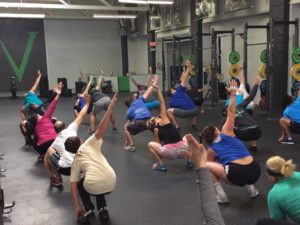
top-left (118, 0), bottom-right (173, 4)
top-left (0, 13), bottom-right (45, 18)
top-left (93, 14), bottom-right (137, 19)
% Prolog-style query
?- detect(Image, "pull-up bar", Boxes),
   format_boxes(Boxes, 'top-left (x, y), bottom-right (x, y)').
top-left (247, 42), bottom-right (268, 46)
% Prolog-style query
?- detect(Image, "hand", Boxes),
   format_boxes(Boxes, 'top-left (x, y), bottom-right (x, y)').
top-left (99, 68), bottom-right (104, 75)
top-left (152, 75), bottom-right (160, 86)
top-left (37, 70), bottom-right (42, 77)
top-left (186, 134), bottom-right (207, 168)
top-left (54, 82), bottom-right (63, 95)
top-left (89, 75), bottom-right (94, 81)
top-left (83, 92), bottom-right (90, 104)
top-left (254, 75), bottom-right (262, 85)
top-left (229, 80), bottom-right (238, 94)
top-left (185, 58), bottom-right (191, 67)
top-left (79, 69), bottom-right (83, 76)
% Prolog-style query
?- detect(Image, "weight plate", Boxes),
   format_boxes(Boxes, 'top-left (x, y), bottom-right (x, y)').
top-left (229, 51), bottom-right (240, 64)
top-left (291, 64), bottom-right (300, 81)
top-left (188, 54), bottom-right (196, 65)
top-left (260, 79), bottom-right (267, 96)
top-left (259, 64), bottom-right (267, 79)
top-left (292, 47), bottom-right (300, 64)
top-left (260, 49), bottom-right (267, 64)
top-left (228, 64), bottom-right (241, 77)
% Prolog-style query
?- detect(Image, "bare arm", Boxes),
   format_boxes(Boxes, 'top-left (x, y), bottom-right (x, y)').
top-left (221, 80), bottom-right (237, 136)
top-left (144, 66), bottom-right (152, 86)
top-left (95, 93), bottom-right (117, 140)
top-left (154, 128), bottom-right (160, 144)
top-left (74, 93), bottom-right (90, 126)
top-left (95, 69), bottom-right (103, 91)
top-left (143, 75), bottom-right (159, 100)
top-left (240, 67), bottom-right (245, 85)
top-left (129, 75), bottom-right (139, 88)
top-left (82, 75), bottom-right (93, 95)
top-left (180, 66), bottom-right (190, 87)
top-left (43, 83), bottom-right (63, 118)
top-left (70, 182), bottom-right (82, 218)
top-left (155, 86), bottom-right (169, 122)
top-left (30, 70), bottom-right (42, 92)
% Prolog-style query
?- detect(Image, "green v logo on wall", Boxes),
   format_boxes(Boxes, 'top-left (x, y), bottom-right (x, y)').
top-left (0, 32), bottom-right (38, 81)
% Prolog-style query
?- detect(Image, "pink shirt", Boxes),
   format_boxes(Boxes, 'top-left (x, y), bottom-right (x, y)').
top-left (35, 98), bottom-right (58, 146)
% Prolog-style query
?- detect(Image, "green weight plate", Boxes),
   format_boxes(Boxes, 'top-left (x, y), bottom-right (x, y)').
top-left (292, 47), bottom-right (300, 64)
top-left (260, 49), bottom-right (267, 64)
top-left (229, 51), bottom-right (240, 64)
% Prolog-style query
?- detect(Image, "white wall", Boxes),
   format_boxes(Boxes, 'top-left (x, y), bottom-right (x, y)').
top-left (128, 35), bottom-right (148, 75)
top-left (44, 19), bottom-right (122, 90)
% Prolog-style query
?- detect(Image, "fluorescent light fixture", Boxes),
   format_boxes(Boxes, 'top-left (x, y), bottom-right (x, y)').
top-left (118, 0), bottom-right (173, 4)
top-left (59, 0), bottom-right (68, 5)
top-left (93, 14), bottom-right (137, 19)
top-left (0, 13), bottom-right (45, 18)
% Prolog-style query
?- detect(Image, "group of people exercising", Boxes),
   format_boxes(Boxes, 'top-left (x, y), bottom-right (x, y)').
top-left (18, 58), bottom-right (300, 225)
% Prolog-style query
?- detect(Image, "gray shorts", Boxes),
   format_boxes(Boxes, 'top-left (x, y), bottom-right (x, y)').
top-left (92, 96), bottom-right (111, 115)
top-left (173, 108), bottom-right (197, 118)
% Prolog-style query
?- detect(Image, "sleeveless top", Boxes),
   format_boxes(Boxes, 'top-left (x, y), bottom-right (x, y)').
top-left (157, 123), bottom-right (181, 146)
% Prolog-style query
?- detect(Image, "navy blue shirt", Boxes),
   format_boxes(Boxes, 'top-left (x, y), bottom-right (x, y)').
top-left (169, 85), bottom-right (196, 110)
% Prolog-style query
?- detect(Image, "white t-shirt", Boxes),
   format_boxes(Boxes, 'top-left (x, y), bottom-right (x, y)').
top-left (238, 83), bottom-right (255, 109)
top-left (50, 122), bottom-right (78, 168)
top-left (70, 135), bottom-right (116, 195)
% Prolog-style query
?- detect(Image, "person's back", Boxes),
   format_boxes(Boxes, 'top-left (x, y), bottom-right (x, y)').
top-left (169, 85), bottom-right (196, 110)
top-left (283, 96), bottom-right (300, 123)
top-left (126, 96), bottom-right (151, 121)
top-left (268, 171), bottom-right (300, 223)
top-left (71, 135), bottom-right (116, 194)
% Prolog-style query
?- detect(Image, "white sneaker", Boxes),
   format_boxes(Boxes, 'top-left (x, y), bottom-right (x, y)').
top-left (246, 185), bottom-right (260, 198)
top-left (124, 145), bottom-right (135, 152)
top-left (214, 182), bottom-right (229, 204)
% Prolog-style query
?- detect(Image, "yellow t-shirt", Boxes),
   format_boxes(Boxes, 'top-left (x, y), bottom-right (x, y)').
top-left (70, 135), bottom-right (116, 195)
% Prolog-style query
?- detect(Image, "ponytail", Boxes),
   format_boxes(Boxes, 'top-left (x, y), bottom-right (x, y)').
top-left (281, 159), bottom-right (296, 178)
top-left (266, 156), bottom-right (296, 178)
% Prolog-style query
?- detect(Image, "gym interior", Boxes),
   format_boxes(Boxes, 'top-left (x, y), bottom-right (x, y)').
top-left (0, 0), bottom-right (300, 225)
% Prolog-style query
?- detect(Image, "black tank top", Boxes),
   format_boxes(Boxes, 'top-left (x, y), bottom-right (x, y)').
top-left (157, 123), bottom-right (182, 146)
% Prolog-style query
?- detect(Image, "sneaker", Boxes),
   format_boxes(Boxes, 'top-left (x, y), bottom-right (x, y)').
top-left (246, 185), bottom-right (259, 198)
top-left (124, 145), bottom-right (135, 152)
top-left (50, 177), bottom-right (63, 187)
top-left (113, 128), bottom-right (118, 133)
top-left (280, 138), bottom-right (295, 145)
top-left (248, 145), bottom-right (258, 152)
top-left (77, 209), bottom-right (95, 224)
top-left (214, 183), bottom-right (229, 204)
top-left (152, 163), bottom-right (167, 172)
top-left (99, 208), bottom-right (109, 221)
top-left (186, 160), bottom-right (194, 169)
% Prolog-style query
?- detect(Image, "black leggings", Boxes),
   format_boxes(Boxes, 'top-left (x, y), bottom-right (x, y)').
top-left (77, 178), bottom-right (109, 211)
top-left (257, 218), bottom-right (294, 225)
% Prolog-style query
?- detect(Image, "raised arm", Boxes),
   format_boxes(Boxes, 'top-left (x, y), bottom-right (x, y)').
top-left (144, 66), bottom-right (152, 86)
top-left (95, 93), bottom-right (117, 140)
top-left (30, 70), bottom-right (42, 92)
top-left (82, 75), bottom-right (93, 95)
top-left (240, 67), bottom-right (245, 85)
top-left (155, 86), bottom-right (169, 122)
top-left (180, 61), bottom-right (190, 87)
top-left (95, 69), bottom-right (104, 91)
top-left (43, 82), bottom-right (63, 118)
top-left (143, 75), bottom-right (159, 100)
top-left (221, 80), bottom-right (237, 136)
top-left (239, 76), bottom-right (260, 109)
top-left (74, 93), bottom-right (90, 126)
top-left (129, 75), bottom-right (139, 88)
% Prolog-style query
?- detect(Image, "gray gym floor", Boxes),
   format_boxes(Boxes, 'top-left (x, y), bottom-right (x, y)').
top-left (0, 93), bottom-right (299, 225)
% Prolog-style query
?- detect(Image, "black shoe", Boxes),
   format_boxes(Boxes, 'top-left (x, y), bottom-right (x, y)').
top-left (77, 209), bottom-right (95, 224)
top-left (99, 208), bottom-right (109, 221)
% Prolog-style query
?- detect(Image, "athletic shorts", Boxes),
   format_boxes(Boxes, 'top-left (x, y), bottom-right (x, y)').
top-left (50, 152), bottom-right (71, 176)
top-left (145, 100), bottom-right (160, 109)
top-left (36, 139), bottom-right (55, 155)
top-left (92, 96), bottom-right (111, 115)
top-left (160, 141), bottom-right (189, 160)
top-left (290, 121), bottom-right (300, 134)
top-left (234, 126), bottom-right (262, 141)
top-left (224, 160), bottom-right (261, 186)
top-left (126, 120), bottom-right (149, 136)
top-left (173, 108), bottom-right (197, 118)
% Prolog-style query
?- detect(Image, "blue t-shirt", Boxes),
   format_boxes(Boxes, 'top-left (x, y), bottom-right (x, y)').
top-left (283, 96), bottom-right (300, 123)
top-left (126, 96), bottom-right (151, 121)
top-left (169, 85), bottom-right (196, 110)
top-left (79, 96), bottom-right (85, 110)
top-left (24, 91), bottom-right (43, 108)
top-left (210, 133), bottom-right (250, 165)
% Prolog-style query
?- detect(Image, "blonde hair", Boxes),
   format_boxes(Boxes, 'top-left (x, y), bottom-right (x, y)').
top-left (266, 156), bottom-right (296, 178)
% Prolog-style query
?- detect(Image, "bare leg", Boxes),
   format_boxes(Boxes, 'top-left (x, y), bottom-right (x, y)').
top-left (110, 112), bottom-right (117, 129)
top-left (44, 148), bottom-right (61, 179)
top-left (206, 161), bottom-right (229, 184)
top-left (124, 123), bottom-right (134, 147)
top-left (279, 117), bottom-right (292, 139)
top-left (167, 108), bottom-right (179, 128)
top-left (89, 113), bottom-right (96, 132)
top-left (20, 106), bottom-right (26, 121)
top-left (148, 142), bottom-right (164, 165)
